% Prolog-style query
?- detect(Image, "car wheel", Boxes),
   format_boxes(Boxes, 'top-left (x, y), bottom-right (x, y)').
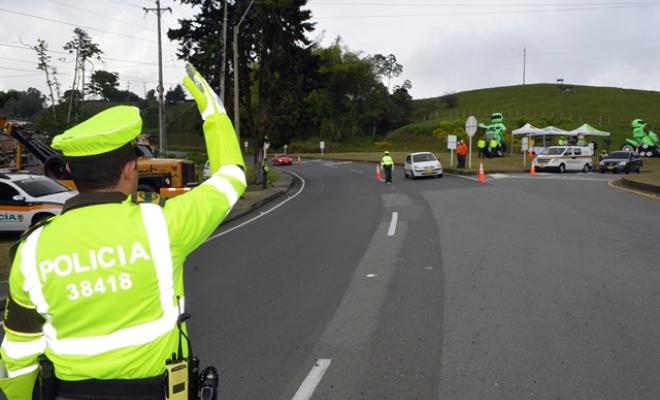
top-left (582, 164), bottom-right (590, 173)
top-left (600, 168), bottom-right (605, 174)
top-left (31, 213), bottom-right (54, 227)
top-left (625, 165), bottom-right (630, 174)
top-left (559, 164), bottom-right (565, 173)
top-left (437, 173), bottom-right (443, 178)
top-left (637, 165), bottom-right (642, 173)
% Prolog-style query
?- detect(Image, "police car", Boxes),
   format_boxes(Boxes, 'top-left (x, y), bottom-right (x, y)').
top-left (0, 173), bottom-right (77, 232)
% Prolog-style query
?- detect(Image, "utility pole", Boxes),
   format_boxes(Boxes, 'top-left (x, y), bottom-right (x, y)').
top-left (144, 0), bottom-right (171, 155)
top-left (219, 0), bottom-right (228, 103)
top-left (233, 0), bottom-right (255, 142)
top-left (523, 47), bottom-right (526, 86)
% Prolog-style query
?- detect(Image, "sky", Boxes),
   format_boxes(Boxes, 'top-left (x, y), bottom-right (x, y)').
top-left (1, 0), bottom-right (659, 100)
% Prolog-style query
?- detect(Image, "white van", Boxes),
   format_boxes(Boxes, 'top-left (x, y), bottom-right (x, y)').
top-left (533, 146), bottom-right (593, 173)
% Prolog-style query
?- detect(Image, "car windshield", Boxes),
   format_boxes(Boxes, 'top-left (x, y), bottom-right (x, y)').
top-left (543, 148), bottom-right (566, 155)
top-left (412, 153), bottom-right (436, 162)
top-left (605, 151), bottom-right (630, 160)
top-left (14, 177), bottom-right (70, 197)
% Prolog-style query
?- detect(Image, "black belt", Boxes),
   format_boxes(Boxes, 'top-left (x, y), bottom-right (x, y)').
top-left (56, 376), bottom-right (164, 400)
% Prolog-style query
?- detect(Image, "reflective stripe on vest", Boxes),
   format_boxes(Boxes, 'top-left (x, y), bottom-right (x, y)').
top-left (204, 175), bottom-right (239, 206)
top-left (19, 204), bottom-right (178, 357)
top-left (218, 165), bottom-right (247, 187)
top-left (7, 364), bottom-right (38, 378)
top-left (1, 337), bottom-right (46, 360)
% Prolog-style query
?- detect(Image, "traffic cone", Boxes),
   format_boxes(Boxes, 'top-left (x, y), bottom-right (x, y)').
top-left (375, 164), bottom-right (382, 181)
top-left (478, 162), bottom-right (486, 183)
top-left (530, 160), bottom-right (536, 176)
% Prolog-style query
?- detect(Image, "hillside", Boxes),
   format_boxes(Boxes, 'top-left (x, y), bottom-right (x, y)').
top-left (405, 83), bottom-right (660, 149)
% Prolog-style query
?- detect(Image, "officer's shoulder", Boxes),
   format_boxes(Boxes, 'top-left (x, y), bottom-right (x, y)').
top-left (9, 215), bottom-right (56, 262)
top-left (131, 191), bottom-right (166, 207)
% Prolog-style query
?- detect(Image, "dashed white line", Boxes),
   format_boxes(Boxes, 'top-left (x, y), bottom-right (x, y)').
top-left (387, 212), bottom-right (398, 237)
top-left (291, 359), bottom-right (332, 400)
top-left (203, 169), bottom-right (306, 243)
top-left (349, 169), bottom-right (365, 174)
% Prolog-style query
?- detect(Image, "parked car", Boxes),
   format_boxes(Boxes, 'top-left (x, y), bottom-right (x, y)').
top-left (598, 151), bottom-right (642, 174)
top-left (203, 160), bottom-right (211, 180)
top-left (272, 154), bottom-right (292, 166)
top-left (403, 152), bottom-right (443, 179)
top-left (0, 173), bottom-right (77, 232)
top-left (533, 146), bottom-right (593, 173)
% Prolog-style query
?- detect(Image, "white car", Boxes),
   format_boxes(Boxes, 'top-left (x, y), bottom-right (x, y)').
top-left (533, 146), bottom-right (594, 173)
top-left (203, 160), bottom-right (211, 180)
top-left (0, 173), bottom-right (77, 232)
top-left (403, 152), bottom-right (443, 179)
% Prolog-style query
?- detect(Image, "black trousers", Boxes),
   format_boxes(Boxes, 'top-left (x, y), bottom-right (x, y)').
top-left (457, 155), bottom-right (466, 168)
top-left (383, 165), bottom-right (392, 182)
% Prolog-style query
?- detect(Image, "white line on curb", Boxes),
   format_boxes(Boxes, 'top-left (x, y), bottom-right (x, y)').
top-left (387, 212), bottom-right (398, 237)
top-left (291, 359), bottom-right (332, 400)
top-left (204, 169), bottom-right (306, 243)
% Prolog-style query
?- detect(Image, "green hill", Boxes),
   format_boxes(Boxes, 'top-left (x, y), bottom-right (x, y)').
top-left (399, 83), bottom-right (659, 150)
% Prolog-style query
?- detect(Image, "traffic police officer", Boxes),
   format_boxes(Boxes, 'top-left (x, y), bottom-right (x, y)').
top-left (0, 65), bottom-right (245, 399)
top-left (381, 151), bottom-right (394, 184)
top-left (477, 138), bottom-right (486, 158)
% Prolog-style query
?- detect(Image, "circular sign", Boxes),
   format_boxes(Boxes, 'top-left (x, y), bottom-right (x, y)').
top-left (465, 115), bottom-right (478, 137)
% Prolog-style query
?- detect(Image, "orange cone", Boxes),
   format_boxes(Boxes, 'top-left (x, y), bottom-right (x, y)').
top-left (530, 160), bottom-right (536, 176)
top-left (478, 162), bottom-right (486, 183)
top-left (375, 164), bottom-right (382, 181)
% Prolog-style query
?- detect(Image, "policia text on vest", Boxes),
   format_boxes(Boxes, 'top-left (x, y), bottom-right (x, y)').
top-left (0, 65), bottom-right (244, 400)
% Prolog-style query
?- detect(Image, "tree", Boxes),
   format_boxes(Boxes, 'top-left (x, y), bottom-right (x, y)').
top-left (441, 92), bottom-right (459, 108)
top-left (145, 89), bottom-right (157, 102)
top-left (370, 53), bottom-right (403, 92)
top-left (0, 88), bottom-right (45, 119)
top-left (64, 28), bottom-right (103, 123)
top-left (165, 85), bottom-right (186, 103)
top-left (32, 39), bottom-right (58, 119)
top-left (87, 70), bottom-right (120, 100)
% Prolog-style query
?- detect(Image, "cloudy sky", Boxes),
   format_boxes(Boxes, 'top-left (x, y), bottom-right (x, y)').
top-left (1, 0), bottom-right (659, 100)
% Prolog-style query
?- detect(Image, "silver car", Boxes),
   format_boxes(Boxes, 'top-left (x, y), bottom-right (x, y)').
top-left (403, 152), bottom-right (443, 179)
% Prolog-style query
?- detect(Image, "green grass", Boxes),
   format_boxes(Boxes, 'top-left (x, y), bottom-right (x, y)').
top-left (621, 158), bottom-right (660, 186)
top-left (410, 83), bottom-right (660, 149)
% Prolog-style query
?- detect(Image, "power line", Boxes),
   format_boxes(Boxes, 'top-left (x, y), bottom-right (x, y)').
top-left (0, 43), bottom-right (183, 69)
top-left (44, 0), bottom-right (158, 33)
top-left (311, 1), bottom-right (660, 6)
top-left (0, 7), bottom-right (157, 43)
top-left (314, 3), bottom-right (660, 18)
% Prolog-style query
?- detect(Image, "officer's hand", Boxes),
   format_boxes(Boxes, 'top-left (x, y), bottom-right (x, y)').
top-left (182, 64), bottom-right (226, 120)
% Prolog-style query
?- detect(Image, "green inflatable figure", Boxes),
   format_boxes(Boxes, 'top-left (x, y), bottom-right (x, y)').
top-left (478, 113), bottom-right (507, 157)
top-left (623, 119), bottom-right (659, 157)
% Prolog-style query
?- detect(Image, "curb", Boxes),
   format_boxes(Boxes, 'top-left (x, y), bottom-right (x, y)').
top-left (222, 171), bottom-right (296, 225)
top-left (619, 177), bottom-right (660, 195)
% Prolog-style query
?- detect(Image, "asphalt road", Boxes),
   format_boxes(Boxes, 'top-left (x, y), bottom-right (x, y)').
top-left (184, 161), bottom-right (660, 400)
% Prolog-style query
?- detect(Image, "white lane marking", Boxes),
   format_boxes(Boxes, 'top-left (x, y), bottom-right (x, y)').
top-left (446, 173), bottom-right (480, 182)
top-left (387, 212), bottom-right (398, 237)
top-left (291, 359), bottom-right (332, 400)
top-left (366, 273), bottom-right (378, 278)
top-left (203, 169), bottom-right (306, 243)
top-left (349, 169), bottom-right (365, 174)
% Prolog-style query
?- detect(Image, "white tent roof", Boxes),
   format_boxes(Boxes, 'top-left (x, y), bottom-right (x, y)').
top-left (568, 123), bottom-right (610, 137)
top-left (512, 123), bottom-right (542, 136)
top-left (537, 126), bottom-right (570, 136)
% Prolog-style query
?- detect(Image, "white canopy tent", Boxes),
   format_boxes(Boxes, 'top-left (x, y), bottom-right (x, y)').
top-left (568, 123), bottom-right (610, 137)
top-left (511, 123), bottom-right (543, 154)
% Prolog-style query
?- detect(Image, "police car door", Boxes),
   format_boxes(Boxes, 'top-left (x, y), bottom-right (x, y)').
top-left (0, 182), bottom-right (28, 231)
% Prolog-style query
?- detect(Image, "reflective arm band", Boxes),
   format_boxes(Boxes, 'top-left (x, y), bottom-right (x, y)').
top-left (7, 364), bottom-right (39, 378)
top-left (3, 294), bottom-right (45, 336)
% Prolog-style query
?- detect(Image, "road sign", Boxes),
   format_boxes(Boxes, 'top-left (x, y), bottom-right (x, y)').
top-left (244, 140), bottom-right (248, 153)
top-left (465, 116), bottom-right (478, 137)
top-left (447, 135), bottom-right (457, 150)
top-left (284, 144), bottom-right (288, 154)
top-left (521, 137), bottom-right (529, 151)
top-left (320, 140), bottom-right (325, 156)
